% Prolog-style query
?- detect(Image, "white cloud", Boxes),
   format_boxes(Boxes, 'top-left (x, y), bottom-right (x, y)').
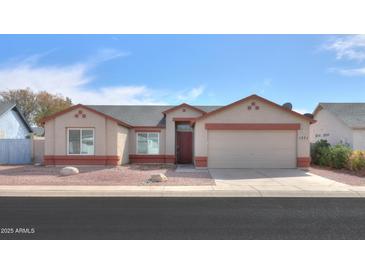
top-left (0, 51), bottom-right (174, 105)
top-left (74, 86), bottom-right (166, 105)
top-left (88, 48), bottom-right (130, 65)
top-left (177, 85), bottom-right (205, 101)
top-left (329, 66), bottom-right (365, 76)
top-left (0, 62), bottom-right (165, 105)
top-left (324, 35), bottom-right (365, 61)
top-left (324, 35), bottom-right (365, 77)
top-left (0, 51), bottom-right (204, 105)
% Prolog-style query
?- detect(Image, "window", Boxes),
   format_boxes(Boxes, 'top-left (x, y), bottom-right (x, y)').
top-left (315, 134), bottom-right (321, 138)
top-left (137, 132), bottom-right (159, 154)
top-left (67, 128), bottom-right (94, 155)
top-left (323, 133), bottom-right (330, 137)
top-left (176, 123), bottom-right (193, 132)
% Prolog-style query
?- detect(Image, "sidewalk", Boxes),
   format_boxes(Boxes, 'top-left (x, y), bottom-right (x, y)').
top-left (1, 183), bottom-right (365, 197)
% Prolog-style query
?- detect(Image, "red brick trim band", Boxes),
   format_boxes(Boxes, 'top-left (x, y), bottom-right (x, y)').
top-left (205, 123), bottom-right (301, 130)
top-left (44, 155), bottom-right (120, 166)
top-left (297, 157), bottom-right (310, 168)
top-left (195, 156), bottom-right (208, 167)
top-left (129, 154), bottom-right (176, 164)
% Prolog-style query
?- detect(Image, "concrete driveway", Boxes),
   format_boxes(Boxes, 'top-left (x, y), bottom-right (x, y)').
top-left (209, 168), bottom-right (361, 196)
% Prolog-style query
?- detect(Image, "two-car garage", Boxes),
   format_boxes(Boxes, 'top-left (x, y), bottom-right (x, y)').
top-left (207, 130), bottom-right (297, 168)
top-left (193, 95), bottom-right (313, 169)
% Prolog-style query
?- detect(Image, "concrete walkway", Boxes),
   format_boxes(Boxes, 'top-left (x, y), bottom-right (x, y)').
top-left (0, 168), bottom-right (365, 197)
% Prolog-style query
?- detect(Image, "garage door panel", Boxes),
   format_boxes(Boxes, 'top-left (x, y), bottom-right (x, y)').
top-left (208, 130), bottom-right (296, 168)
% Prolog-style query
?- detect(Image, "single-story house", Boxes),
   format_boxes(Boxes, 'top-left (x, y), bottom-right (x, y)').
top-left (310, 103), bottom-right (365, 150)
top-left (0, 102), bottom-right (33, 139)
top-left (41, 94), bottom-right (314, 168)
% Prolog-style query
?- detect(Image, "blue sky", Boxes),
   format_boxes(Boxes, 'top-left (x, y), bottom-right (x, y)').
top-left (0, 34), bottom-right (364, 113)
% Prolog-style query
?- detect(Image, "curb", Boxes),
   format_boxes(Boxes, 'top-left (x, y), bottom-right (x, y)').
top-left (0, 186), bottom-right (364, 197)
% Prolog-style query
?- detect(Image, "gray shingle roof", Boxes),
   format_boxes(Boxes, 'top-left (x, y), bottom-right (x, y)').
top-left (0, 102), bottom-right (33, 132)
top-left (319, 103), bottom-right (365, 128)
top-left (0, 102), bottom-right (16, 117)
top-left (87, 105), bottom-right (222, 127)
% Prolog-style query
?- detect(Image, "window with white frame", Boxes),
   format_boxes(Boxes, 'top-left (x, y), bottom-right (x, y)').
top-left (67, 128), bottom-right (94, 155)
top-left (137, 132), bottom-right (159, 154)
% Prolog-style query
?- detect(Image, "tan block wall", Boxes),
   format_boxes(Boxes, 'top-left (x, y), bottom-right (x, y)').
top-left (310, 109), bottom-right (353, 147)
top-left (165, 108), bottom-right (203, 155)
top-left (32, 137), bottom-right (45, 164)
top-left (194, 99), bottom-right (311, 158)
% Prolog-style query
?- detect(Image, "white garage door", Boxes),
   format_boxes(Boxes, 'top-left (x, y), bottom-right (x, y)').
top-left (208, 130), bottom-right (297, 168)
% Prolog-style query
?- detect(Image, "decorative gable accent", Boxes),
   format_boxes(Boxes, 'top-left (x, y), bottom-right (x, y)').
top-left (41, 104), bottom-right (133, 128)
top-left (194, 94), bottom-right (315, 124)
top-left (162, 103), bottom-right (206, 115)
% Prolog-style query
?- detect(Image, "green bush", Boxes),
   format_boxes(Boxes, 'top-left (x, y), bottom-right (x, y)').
top-left (311, 140), bottom-right (352, 169)
top-left (328, 145), bottom-right (352, 169)
top-left (348, 150), bottom-right (365, 171)
top-left (311, 140), bottom-right (331, 165)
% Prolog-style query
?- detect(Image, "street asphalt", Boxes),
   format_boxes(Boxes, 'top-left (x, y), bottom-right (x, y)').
top-left (1, 197), bottom-right (365, 239)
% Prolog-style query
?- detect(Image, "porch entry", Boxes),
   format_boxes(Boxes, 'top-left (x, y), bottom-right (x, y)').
top-left (176, 123), bottom-right (193, 164)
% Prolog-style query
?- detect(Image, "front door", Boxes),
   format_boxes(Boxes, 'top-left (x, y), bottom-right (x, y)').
top-left (176, 131), bottom-right (193, 164)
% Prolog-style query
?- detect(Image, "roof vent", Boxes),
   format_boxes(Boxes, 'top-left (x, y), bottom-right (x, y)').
top-left (304, 113), bottom-right (314, 119)
top-left (282, 102), bottom-right (293, 110)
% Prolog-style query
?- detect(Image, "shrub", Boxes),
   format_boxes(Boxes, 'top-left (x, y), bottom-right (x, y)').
top-left (348, 150), bottom-right (365, 171)
top-left (311, 140), bottom-right (331, 165)
top-left (328, 145), bottom-right (352, 169)
top-left (310, 140), bottom-right (352, 169)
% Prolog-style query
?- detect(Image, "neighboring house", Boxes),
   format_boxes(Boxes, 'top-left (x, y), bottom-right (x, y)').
top-left (31, 126), bottom-right (45, 137)
top-left (311, 103), bottom-right (365, 150)
top-left (41, 94), bottom-right (314, 168)
top-left (0, 102), bottom-right (33, 139)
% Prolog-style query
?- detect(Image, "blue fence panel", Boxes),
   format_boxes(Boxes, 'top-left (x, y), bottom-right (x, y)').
top-left (0, 139), bottom-right (32, 164)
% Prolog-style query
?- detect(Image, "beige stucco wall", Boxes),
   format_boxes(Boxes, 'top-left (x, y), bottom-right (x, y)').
top-left (129, 128), bottom-right (166, 155)
top-left (165, 107), bottom-right (203, 155)
top-left (44, 107), bottom-right (123, 157)
top-left (353, 129), bottom-right (365, 150)
top-left (44, 119), bottom-right (55, 155)
top-left (117, 125), bottom-right (129, 164)
top-left (310, 109), bottom-right (353, 147)
top-left (194, 99), bottom-right (311, 159)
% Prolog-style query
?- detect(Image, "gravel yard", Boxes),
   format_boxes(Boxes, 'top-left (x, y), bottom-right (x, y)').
top-left (0, 165), bottom-right (214, 186)
top-left (309, 166), bottom-right (365, 186)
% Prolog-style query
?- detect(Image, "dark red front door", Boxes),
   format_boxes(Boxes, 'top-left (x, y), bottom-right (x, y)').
top-left (176, 131), bottom-right (193, 164)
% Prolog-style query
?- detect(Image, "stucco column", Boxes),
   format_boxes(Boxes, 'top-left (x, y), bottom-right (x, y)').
top-left (165, 116), bottom-right (176, 156)
top-left (193, 121), bottom-right (208, 168)
top-left (296, 123), bottom-right (310, 167)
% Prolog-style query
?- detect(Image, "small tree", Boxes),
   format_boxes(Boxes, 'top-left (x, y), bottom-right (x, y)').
top-left (0, 89), bottom-right (72, 126)
top-left (34, 91), bottom-right (72, 126)
top-left (0, 88), bottom-right (37, 123)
